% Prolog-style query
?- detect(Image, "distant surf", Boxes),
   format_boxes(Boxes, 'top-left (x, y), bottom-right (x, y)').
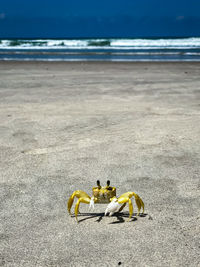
top-left (0, 38), bottom-right (200, 61)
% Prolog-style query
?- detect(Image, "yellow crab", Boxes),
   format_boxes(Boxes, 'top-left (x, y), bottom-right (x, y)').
top-left (68, 180), bottom-right (144, 222)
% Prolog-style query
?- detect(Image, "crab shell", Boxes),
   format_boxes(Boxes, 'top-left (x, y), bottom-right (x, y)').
top-left (92, 186), bottom-right (116, 203)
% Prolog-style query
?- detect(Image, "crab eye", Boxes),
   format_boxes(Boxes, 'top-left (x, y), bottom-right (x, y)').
top-left (97, 180), bottom-right (100, 186)
top-left (107, 180), bottom-right (110, 186)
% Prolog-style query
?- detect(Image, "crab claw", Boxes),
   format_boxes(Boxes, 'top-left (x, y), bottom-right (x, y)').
top-left (105, 197), bottom-right (121, 216)
top-left (89, 196), bottom-right (95, 210)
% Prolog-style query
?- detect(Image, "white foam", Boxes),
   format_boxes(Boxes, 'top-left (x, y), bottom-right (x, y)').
top-left (111, 38), bottom-right (200, 48)
top-left (1, 38), bottom-right (200, 50)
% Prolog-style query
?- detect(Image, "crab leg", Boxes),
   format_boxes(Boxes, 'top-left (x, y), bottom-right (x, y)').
top-left (117, 196), bottom-right (133, 220)
top-left (118, 192), bottom-right (144, 217)
top-left (118, 203), bottom-right (126, 212)
top-left (74, 197), bottom-right (91, 222)
top-left (133, 193), bottom-right (144, 215)
top-left (67, 190), bottom-right (91, 216)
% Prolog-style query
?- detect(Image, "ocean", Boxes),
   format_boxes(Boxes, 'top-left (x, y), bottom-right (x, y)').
top-left (0, 38), bottom-right (200, 61)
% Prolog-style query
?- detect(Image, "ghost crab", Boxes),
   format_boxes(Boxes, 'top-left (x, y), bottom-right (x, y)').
top-left (68, 180), bottom-right (144, 222)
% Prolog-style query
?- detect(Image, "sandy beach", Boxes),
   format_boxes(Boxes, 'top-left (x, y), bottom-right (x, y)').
top-left (0, 61), bottom-right (200, 267)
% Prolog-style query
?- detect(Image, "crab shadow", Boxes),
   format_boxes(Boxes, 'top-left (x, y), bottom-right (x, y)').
top-left (71, 212), bottom-right (148, 224)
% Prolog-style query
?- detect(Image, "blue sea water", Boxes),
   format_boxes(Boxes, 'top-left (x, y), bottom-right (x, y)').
top-left (0, 38), bottom-right (200, 61)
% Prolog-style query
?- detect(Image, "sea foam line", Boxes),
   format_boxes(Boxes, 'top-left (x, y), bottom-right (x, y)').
top-left (0, 38), bottom-right (200, 49)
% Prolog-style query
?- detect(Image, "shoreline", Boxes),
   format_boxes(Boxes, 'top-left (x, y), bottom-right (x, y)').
top-left (1, 60), bottom-right (200, 63)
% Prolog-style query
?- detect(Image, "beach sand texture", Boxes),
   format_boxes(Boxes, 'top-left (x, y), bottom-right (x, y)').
top-left (0, 62), bottom-right (200, 266)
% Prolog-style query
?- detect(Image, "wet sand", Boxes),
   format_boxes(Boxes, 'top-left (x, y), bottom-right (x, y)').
top-left (0, 61), bottom-right (200, 266)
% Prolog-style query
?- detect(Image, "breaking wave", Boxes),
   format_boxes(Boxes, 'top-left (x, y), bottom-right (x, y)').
top-left (0, 38), bottom-right (200, 49)
top-left (0, 38), bottom-right (200, 61)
